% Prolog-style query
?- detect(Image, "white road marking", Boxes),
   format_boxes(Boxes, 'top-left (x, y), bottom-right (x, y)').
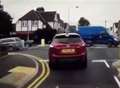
top-left (92, 60), bottom-right (105, 63)
top-left (114, 76), bottom-right (120, 88)
top-left (56, 85), bottom-right (59, 88)
top-left (92, 60), bottom-right (110, 68)
top-left (92, 59), bottom-right (120, 88)
top-left (39, 59), bottom-right (49, 62)
top-left (103, 60), bottom-right (110, 68)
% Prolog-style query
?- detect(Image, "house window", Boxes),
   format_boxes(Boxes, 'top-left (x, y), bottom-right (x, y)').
top-left (22, 21), bottom-right (27, 27)
top-left (32, 20), bottom-right (38, 27)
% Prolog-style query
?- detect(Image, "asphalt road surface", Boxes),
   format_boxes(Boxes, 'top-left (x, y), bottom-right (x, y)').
top-left (20, 45), bottom-right (120, 88)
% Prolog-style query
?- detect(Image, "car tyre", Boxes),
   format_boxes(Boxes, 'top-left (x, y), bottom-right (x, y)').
top-left (49, 61), bottom-right (56, 70)
top-left (81, 56), bottom-right (87, 69)
top-left (108, 43), bottom-right (113, 47)
top-left (8, 46), bottom-right (14, 51)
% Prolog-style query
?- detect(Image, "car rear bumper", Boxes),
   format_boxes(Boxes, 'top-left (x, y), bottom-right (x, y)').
top-left (49, 53), bottom-right (87, 63)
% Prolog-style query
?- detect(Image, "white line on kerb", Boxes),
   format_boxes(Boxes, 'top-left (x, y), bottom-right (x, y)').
top-left (39, 59), bottom-right (49, 62)
top-left (92, 60), bottom-right (110, 68)
top-left (114, 76), bottom-right (120, 88)
top-left (8, 53), bottom-right (49, 62)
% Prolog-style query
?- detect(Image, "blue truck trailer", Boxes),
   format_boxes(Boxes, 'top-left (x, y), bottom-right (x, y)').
top-left (77, 26), bottom-right (119, 47)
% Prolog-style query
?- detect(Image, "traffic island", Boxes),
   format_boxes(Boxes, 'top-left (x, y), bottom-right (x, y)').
top-left (112, 57), bottom-right (120, 78)
top-left (0, 54), bottom-right (40, 88)
top-left (112, 45), bottom-right (120, 78)
top-left (0, 66), bottom-right (36, 88)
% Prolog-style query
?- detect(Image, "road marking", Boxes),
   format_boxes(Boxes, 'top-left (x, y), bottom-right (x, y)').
top-left (8, 52), bottom-right (39, 74)
top-left (114, 76), bottom-right (120, 88)
top-left (56, 85), bottom-right (59, 88)
top-left (103, 60), bottom-right (110, 68)
top-left (9, 52), bottom-right (50, 88)
top-left (27, 61), bottom-right (45, 88)
top-left (17, 54), bottom-right (50, 88)
top-left (39, 59), bottom-right (49, 62)
top-left (9, 66), bottom-right (35, 74)
top-left (0, 72), bottom-right (27, 87)
top-left (0, 66), bottom-right (35, 87)
top-left (92, 59), bottom-right (120, 88)
top-left (33, 61), bottom-right (50, 88)
top-left (90, 46), bottom-right (108, 48)
top-left (92, 60), bottom-right (110, 68)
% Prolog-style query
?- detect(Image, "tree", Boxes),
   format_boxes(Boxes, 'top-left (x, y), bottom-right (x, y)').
top-left (78, 17), bottom-right (90, 26)
top-left (0, 10), bottom-right (12, 38)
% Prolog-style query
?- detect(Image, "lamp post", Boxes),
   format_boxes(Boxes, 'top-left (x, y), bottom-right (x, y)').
top-left (105, 20), bottom-right (107, 28)
top-left (68, 6), bottom-right (79, 24)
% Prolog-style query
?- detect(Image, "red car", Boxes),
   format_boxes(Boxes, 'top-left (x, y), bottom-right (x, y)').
top-left (49, 33), bottom-right (87, 68)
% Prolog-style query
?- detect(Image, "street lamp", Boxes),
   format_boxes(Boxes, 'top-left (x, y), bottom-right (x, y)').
top-left (68, 5), bottom-right (79, 25)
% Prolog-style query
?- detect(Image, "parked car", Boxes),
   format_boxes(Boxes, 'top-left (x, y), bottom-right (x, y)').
top-left (77, 26), bottom-right (120, 47)
top-left (49, 33), bottom-right (87, 69)
top-left (25, 40), bottom-right (34, 47)
top-left (0, 37), bottom-right (25, 51)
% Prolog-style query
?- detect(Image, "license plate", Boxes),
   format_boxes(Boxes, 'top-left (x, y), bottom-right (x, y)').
top-left (61, 49), bottom-right (75, 54)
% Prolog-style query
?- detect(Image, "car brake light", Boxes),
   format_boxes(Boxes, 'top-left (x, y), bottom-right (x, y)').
top-left (81, 43), bottom-right (86, 46)
top-left (50, 44), bottom-right (54, 48)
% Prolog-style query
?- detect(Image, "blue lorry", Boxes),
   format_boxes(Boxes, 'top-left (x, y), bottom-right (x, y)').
top-left (77, 26), bottom-right (119, 47)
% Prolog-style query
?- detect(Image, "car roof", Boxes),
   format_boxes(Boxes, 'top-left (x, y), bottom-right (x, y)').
top-left (55, 33), bottom-right (80, 37)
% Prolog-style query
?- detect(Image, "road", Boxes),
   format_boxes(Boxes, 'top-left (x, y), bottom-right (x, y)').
top-left (20, 45), bottom-right (119, 88)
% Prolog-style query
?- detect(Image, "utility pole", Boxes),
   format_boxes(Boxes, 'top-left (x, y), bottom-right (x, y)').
top-left (68, 7), bottom-right (70, 23)
top-left (105, 20), bottom-right (107, 28)
top-left (68, 5), bottom-right (79, 25)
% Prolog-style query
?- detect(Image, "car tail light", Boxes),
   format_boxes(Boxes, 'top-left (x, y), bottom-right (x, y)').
top-left (50, 44), bottom-right (54, 48)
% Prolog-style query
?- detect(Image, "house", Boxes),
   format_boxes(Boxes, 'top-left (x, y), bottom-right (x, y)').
top-left (16, 8), bottom-right (64, 40)
top-left (112, 21), bottom-right (120, 38)
top-left (16, 10), bottom-right (44, 40)
top-left (36, 7), bottom-right (64, 31)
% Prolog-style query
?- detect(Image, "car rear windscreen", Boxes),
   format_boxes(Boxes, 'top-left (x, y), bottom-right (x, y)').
top-left (54, 35), bottom-right (81, 43)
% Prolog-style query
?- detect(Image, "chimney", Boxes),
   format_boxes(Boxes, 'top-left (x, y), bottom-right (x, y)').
top-left (0, 0), bottom-right (3, 11)
top-left (36, 7), bottom-right (45, 13)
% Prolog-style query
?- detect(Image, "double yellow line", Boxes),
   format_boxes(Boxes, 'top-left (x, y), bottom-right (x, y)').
top-left (27, 58), bottom-right (50, 88)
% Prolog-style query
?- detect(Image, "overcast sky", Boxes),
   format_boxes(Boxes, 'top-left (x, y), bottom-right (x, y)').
top-left (2, 0), bottom-right (120, 27)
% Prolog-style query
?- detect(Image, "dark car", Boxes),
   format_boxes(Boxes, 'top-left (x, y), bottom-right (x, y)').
top-left (49, 33), bottom-right (87, 69)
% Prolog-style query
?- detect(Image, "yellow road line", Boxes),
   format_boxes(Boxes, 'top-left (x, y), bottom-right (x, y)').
top-left (8, 53), bottom-right (49, 88)
top-left (27, 57), bottom-right (50, 88)
top-left (33, 61), bottom-right (50, 88)
top-left (27, 61), bottom-right (45, 88)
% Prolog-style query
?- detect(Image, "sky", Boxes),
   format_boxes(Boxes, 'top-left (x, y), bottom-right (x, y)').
top-left (2, 0), bottom-right (120, 27)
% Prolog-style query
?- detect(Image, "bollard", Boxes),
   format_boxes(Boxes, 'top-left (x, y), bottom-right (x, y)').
top-left (40, 39), bottom-right (45, 47)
